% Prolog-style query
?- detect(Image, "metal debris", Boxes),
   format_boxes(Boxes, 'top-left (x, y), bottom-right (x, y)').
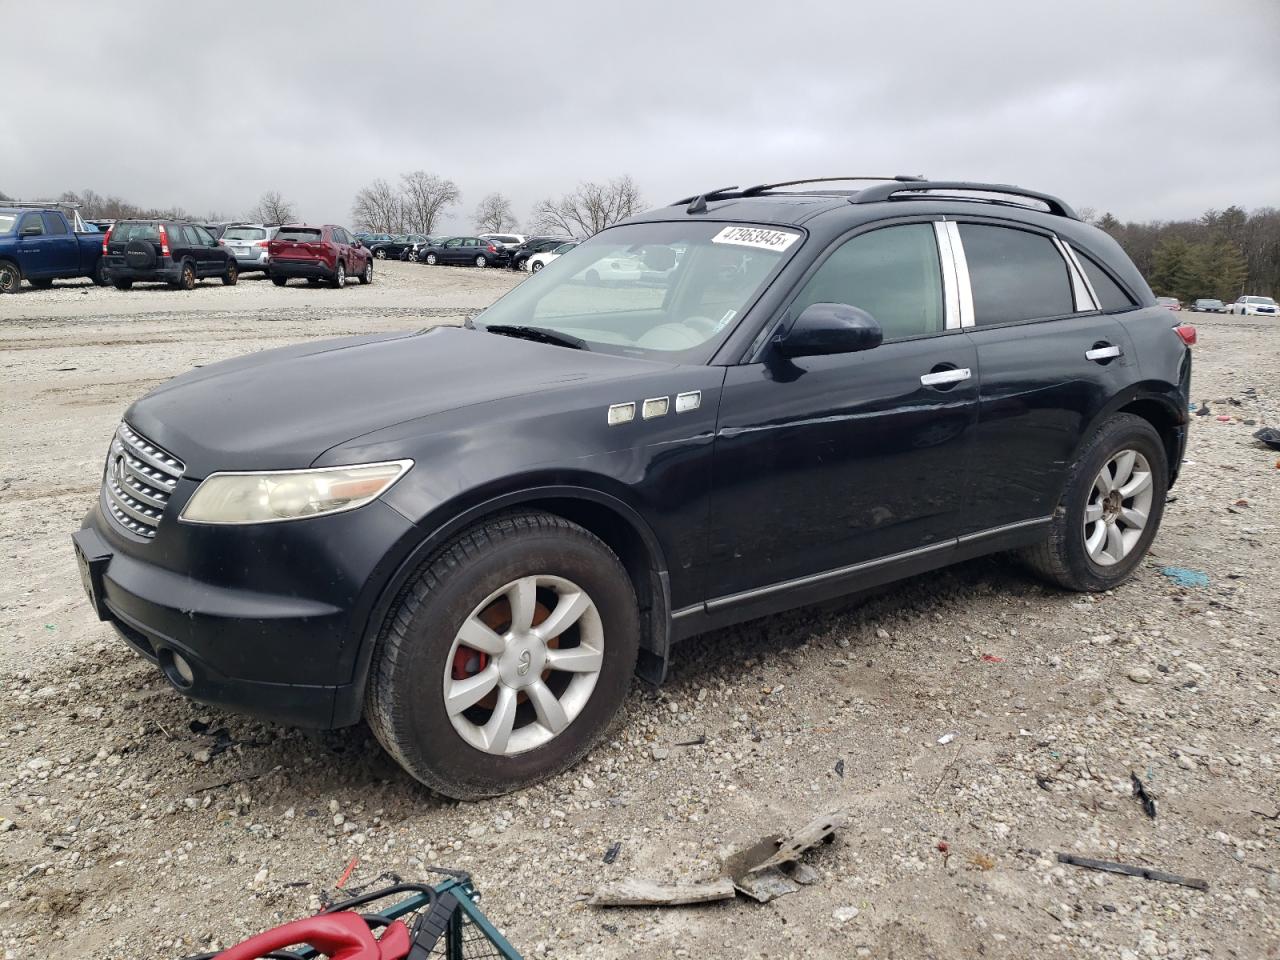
top-left (1056, 852), bottom-right (1208, 891)
top-left (589, 877), bottom-right (736, 907)
top-left (1130, 772), bottom-right (1158, 819)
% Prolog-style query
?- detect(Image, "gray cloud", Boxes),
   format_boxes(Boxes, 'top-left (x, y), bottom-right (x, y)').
top-left (3, 0), bottom-right (1277, 229)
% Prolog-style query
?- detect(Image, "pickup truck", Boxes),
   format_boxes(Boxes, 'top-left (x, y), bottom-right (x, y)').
top-left (0, 208), bottom-right (109, 293)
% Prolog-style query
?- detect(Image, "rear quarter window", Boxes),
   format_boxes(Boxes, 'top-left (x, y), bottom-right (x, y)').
top-left (0, 215), bottom-right (15, 233)
top-left (1074, 249), bottom-right (1136, 312)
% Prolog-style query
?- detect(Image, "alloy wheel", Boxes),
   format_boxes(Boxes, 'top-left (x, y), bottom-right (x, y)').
top-left (336, 264), bottom-right (345, 287)
top-left (1083, 449), bottom-right (1153, 566)
top-left (0, 264), bottom-right (18, 292)
top-left (443, 575), bottom-right (604, 756)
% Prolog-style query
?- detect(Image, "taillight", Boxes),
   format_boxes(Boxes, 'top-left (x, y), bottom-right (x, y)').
top-left (1174, 324), bottom-right (1196, 346)
top-left (487, 244), bottom-right (497, 253)
top-left (159, 224), bottom-right (171, 258)
top-left (256, 240), bottom-right (269, 248)
top-left (101, 227), bottom-right (112, 254)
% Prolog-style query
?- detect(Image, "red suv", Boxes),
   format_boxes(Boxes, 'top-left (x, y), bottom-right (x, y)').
top-left (267, 224), bottom-right (373, 288)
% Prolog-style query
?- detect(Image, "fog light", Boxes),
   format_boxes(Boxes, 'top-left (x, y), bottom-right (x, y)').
top-left (163, 650), bottom-right (195, 689)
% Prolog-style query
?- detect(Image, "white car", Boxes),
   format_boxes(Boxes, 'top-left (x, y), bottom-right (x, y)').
top-left (525, 240), bottom-right (578, 272)
top-left (478, 233), bottom-right (526, 251)
top-left (1227, 295), bottom-right (1278, 317)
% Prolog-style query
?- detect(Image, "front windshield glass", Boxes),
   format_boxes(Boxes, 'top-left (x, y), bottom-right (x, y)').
top-left (476, 221), bottom-right (801, 360)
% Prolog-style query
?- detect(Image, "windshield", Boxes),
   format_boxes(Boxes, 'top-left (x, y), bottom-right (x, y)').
top-left (476, 221), bottom-right (801, 360)
top-left (1246, 296), bottom-right (1276, 305)
top-left (223, 227), bottom-right (267, 241)
top-left (0, 215), bottom-right (14, 234)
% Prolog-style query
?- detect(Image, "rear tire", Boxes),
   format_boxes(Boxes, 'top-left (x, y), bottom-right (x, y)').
top-left (332, 261), bottom-right (346, 288)
top-left (30, 277), bottom-right (54, 289)
top-left (173, 262), bottom-right (196, 291)
top-left (0, 260), bottom-right (23, 293)
top-left (271, 276), bottom-right (288, 287)
top-left (112, 279), bottom-right (133, 290)
top-left (475, 255), bottom-right (488, 268)
top-left (425, 253), bottom-right (438, 265)
top-left (365, 511), bottom-right (640, 799)
top-left (91, 259), bottom-right (109, 286)
top-left (531, 260), bottom-right (543, 273)
top-left (1019, 413), bottom-right (1168, 592)
top-left (374, 248), bottom-right (387, 259)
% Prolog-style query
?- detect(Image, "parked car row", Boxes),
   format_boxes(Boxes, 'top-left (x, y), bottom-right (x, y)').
top-left (0, 205), bottom-right (109, 292)
top-left (1162, 295), bottom-right (1279, 316)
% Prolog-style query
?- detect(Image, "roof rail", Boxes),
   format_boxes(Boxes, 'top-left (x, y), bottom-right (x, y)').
top-left (851, 181), bottom-right (1079, 219)
top-left (0, 199), bottom-right (90, 231)
top-left (739, 175), bottom-right (926, 197)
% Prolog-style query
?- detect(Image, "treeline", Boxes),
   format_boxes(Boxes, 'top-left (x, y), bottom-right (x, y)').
top-left (348, 173), bottom-right (643, 237)
top-left (1091, 205), bottom-right (1278, 302)
top-left (0, 187), bottom-right (296, 226)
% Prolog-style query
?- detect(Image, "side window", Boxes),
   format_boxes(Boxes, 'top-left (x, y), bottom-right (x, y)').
top-left (336, 228), bottom-right (350, 245)
top-left (1074, 249), bottom-right (1136, 312)
top-left (445, 238), bottom-right (462, 248)
top-left (958, 224), bottom-right (1075, 325)
top-left (42, 213), bottom-right (69, 235)
top-left (192, 226), bottom-right (216, 246)
top-left (791, 223), bottom-right (945, 341)
top-left (20, 214), bottom-right (45, 236)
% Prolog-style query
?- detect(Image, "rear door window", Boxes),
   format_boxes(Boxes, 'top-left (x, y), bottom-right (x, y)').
top-left (958, 224), bottom-right (1075, 325)
top-left (192, 225), bottom-right (216, 245)
top-left (41, 213), bottom-right (69, 235)
top-left (1073, 249), bottom-right (1136, 312)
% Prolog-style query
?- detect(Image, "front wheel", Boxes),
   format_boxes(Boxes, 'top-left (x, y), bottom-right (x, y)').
top-left (271, 276), bottom-right (287, 286)
top-left (1019, 413), bottom-right (1168, 592)
top-left (30, 277), bottom-right (54, 289)
top-left (475, 255), bottom-right (488, 268)
top-left (0, 260), bottom-right (23, 293)
top-left (425, 253), bottom-right (438, 265)
top-left (222, 262), bottom-right (238, 286)
top-left (365, 511), bottom-right (640, 799)
top-left (113, 278), bottom-right (133, 290)
top-left (358, 259), bottom-right (373, 285)
top-left (91, 259), bottom-right (109, 286)
top-left (530, 260), bottom-right (544, 273)
top-left (374, 248), bottom-right (387, 259)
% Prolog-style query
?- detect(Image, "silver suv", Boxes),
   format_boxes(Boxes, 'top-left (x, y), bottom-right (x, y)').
top-left (220, 224), bottom-right (279, 273)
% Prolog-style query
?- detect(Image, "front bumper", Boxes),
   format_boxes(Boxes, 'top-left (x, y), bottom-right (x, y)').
top-left (73, 493), bottom-right (416, 728)
top-left (269, 258), bottom-right (335, 280)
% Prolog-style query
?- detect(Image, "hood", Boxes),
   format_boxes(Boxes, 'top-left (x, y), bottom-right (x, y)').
top-left (126, 326), bottom-right (664, 476)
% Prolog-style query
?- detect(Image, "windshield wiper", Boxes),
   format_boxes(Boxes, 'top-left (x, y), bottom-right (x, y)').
top-left (483, 324), bottom-right (589, 351)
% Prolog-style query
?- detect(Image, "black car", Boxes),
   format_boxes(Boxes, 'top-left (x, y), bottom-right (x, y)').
top-left (102, 220), bottom-right (239, 290)
top-left (73, 177), bottom-right (1192, 799)
top-left (369, 234), bottom-right (428, 260)
top-left (418, 236), bottom-right (511, 267)
top-left (508, 235), bottom-right (574, 271)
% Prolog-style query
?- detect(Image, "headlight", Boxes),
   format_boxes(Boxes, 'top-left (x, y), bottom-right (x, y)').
top-left (179, 460), bottom-right (412, 524)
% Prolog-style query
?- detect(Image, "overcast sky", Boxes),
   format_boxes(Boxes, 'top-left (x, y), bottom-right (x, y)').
top-left (4, 1), bottom-right (1277, 231)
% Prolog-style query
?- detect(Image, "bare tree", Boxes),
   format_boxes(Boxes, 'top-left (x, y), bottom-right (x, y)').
top-left (529, 175), bottom-right (643, 238)
top-left (400, 171), bottom-right (460, 235)
top-left (351, 178), bottom-right (405, 234)
top-left (473, 192), bottom-right (516, 233)
top-left (248, 190), bottom-right (296, 225)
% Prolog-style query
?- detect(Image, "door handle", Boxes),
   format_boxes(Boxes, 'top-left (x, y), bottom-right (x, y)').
top-left (1085, 344), bottom-right (1122, 362)
top-left (920, 367), bottom-right (971, 387)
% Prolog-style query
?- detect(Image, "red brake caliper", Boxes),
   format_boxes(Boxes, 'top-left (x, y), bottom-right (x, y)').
top-left (452, 647), bottom-right (488, 681)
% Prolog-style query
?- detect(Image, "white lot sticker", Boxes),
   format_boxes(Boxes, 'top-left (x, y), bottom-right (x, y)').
top-left (712, 226), bottom-right (801, 251)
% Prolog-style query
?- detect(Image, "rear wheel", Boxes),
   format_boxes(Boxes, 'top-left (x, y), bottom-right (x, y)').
top-left (365, 511), bottom-right (640, 799)
top-left (530, 260), bottom-right (544, 273)
top-left (91, 259), bottom-right (109, 286)
top-left (0, 260), bottom-right (23, 293)
top-left (1020, 413), bottom-right (1168, 592)
top-left (271, 276), bottom-right (288, 287)
top-left (425, 253), bottom-right (438, 265)
top-left (475, 255), bottom-right (488, 268)
top-left (374, 248), bottom-right (387, 259)
top-left (222, 262), bottom-right (238, 286)
top-left (173, 262), bottom-right (196, 291)
top-left (332, 261), bottom-right (346, 288)
top-left (113, 278), bottom-right (133, 290)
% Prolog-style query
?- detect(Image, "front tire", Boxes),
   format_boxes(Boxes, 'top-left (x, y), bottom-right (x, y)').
top-left (30, 277), bottom-right (54, 289)
top-left (475, 255), bottom-right (488, 268)
top-left (374, 248), bottom-right (387, 259)
top-left (530, 261), bottom-right (544, 273)
top-left (222, 262), bottom-right (238, 286)
top-left (359, 260), bottom-right (373, 285)
top-left (1020, 413), bottom-right (1168, 592)
top-left (271, 276), bottom-right (288, 286)
top-left (91, 259), bottom-right (109, 286)
top-left (0, 260), bottom-right (23, 293)
top-left (365, 511), bottom-right (640, 799)
top-left (113, 278), bottom-right (133, 290)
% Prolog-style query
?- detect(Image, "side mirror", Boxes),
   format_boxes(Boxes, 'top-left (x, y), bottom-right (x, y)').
top-left (20, 225), bottom-right (41, 237)
top-left (774, 303), bottom-right (883, 358)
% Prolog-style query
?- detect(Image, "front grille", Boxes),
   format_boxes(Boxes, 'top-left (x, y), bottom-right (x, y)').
top-left (102, 422), bottom-right (185, 539)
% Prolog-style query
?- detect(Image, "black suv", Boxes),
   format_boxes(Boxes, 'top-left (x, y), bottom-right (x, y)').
top-left (103, 220), bottom-right (239, 290)
top-left (509, 235), bottom-right (574, 271)
top-left (72, 177), bottom-right (1192, 799)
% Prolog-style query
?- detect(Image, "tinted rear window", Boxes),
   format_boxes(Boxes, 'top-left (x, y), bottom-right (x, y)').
top-left (112, 223), bottom-right (160, 242)
top-left (0, 215), bottom-right (15, 233)
top-left (1075, 249), bottom-right (1136, 312)
top-left (223, 227), bottom-right (267, 241)
top-left (276, 228), bottom-right (322, 241)
top-left (959, 224), bottom-right (1074, 325)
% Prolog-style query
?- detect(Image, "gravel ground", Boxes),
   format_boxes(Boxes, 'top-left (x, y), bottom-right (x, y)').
top-left (1, 266), bottom-right (1276, 960)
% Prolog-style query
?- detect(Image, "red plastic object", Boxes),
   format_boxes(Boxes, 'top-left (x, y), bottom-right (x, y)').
top-left (1174, 324), bottom-right (1196, 346)
top-left (215, 912), bottom-right (411, 960)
